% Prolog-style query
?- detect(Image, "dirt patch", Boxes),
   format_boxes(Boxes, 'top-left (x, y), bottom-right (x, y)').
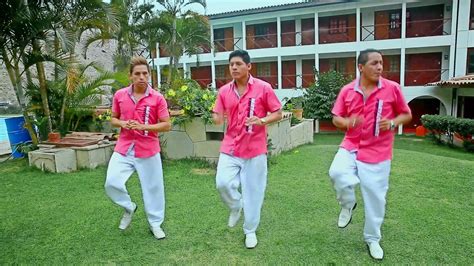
top-left (191, 168), bottom-right (216, 176)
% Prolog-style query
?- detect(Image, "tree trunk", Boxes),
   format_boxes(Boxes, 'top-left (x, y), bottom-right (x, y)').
top-left (54, 32), bottom-right (60, 80)
top-left (2, 48), bottom-right (39, 145)
top-left (32, 40), bottom-right (53, 133)
top-left (167, 18), bottom-right (177, 84)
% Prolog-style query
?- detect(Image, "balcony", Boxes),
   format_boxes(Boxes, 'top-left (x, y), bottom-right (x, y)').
top-left (382, 71), bottom-right (400, 84)
top-left (213, 37), bottom-right (243, 52)
top-left (247, 33), bottom-right (278, 49)
top-left (406, 18), bottom-right (451, 38)
top-left (281, 30), bottom-right (315, 46)
top-left (405, 69), bottom-right (448, 86)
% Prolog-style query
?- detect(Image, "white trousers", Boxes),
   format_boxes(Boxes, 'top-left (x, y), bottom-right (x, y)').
top-left (216, 153), bottom-right (268, 234)
top-left (105, 149), bottom-right (165, 228)
top-left (329, 148), bottom-right (391, 243)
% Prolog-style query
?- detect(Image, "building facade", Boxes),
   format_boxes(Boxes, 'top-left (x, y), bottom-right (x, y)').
top-left (152, 0), bottom-right (474, 131)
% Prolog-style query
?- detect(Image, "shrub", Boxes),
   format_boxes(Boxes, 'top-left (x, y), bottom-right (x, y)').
top-left (421, 114), bottom-right (474, 152)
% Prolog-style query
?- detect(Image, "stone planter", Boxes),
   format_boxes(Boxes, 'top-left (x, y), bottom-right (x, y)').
top-left (161, 115), bottom-right (314, 162)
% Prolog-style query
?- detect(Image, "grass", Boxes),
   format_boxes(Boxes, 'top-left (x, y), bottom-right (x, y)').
top-left (1, 134), bottom-right (473, 264)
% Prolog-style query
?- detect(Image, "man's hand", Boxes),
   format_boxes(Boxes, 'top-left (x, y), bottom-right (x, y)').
top-left (128, 120), bottom-right (146, 131)
top-left (379, 118), bottom-right (392, 131)
top-left (245, 116), bottom-right (263, 126)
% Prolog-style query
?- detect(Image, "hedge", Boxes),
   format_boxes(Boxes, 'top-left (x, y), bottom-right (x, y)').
top-left (421, 115), bottom-right (474, 152)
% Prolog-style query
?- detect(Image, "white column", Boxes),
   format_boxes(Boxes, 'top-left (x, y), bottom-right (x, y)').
top-left (211, 60), bottom-right (216, 88)
top-left (398, 124), bottom-right (403, 135)
top-left (210, 24), bottom-right (215, 55)
top-left (356, 7), bottom-right (361, 43)
top-left (400, 48), bottom-right (406, 87)
top-left (182, 62), bottom-right (187, 78)
top-left (449, 0), bottom-right (458, 77)
top-left (296, 19), bottom-right (302, 45)
top-left (356, 51), bottom-right (360, 78)
top-left (314, 13), bottom-right (319, 45)
top-left (296, 58), bottom-right (302, 88)
top-left (242, 21), bottom-right (247, 50)
top-left (315, 53), bottom-right (319, 73)
top-left (278, 56), bottom-right (282, 90)
top-left (277, 17), bottom-right (281, 48)
top-left (157, 65), bottom-right (161, 87)
top-left (401, 2), bottom-right (407, 39)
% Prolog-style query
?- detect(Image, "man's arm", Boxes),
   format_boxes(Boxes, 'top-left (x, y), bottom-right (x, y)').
top-left (129, 117), bottom-right (171, 133)
top-left (379, 113), bottom-right (412, 131)
top-left (212, 112), bottom-right (225, 125)
top-left (332, 115), bottom-right (363, 130)
top-left (246, 109), bottom-right (283, 126)
top-left (111, 112), bottom-right (130, 129)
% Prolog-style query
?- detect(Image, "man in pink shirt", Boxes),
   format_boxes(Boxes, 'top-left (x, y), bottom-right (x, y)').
top-left (329, 49), bottom-right (412, 260)
top-left (212, 50), bottom-right (282, 248)
top-left (104, 56), bottom-right (171, 240)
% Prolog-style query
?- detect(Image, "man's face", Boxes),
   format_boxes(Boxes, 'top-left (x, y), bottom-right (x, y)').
top-left (359, 52), bottom-right (383, 84)
top-left (229, 56), bottom-right (251, 80)
top-left (130, 65), bottom-right (149, 90)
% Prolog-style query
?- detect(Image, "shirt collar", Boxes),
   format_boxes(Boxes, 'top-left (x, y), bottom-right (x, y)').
top-left (354, 77), bottom-right (383, 93)
top-left (230, 74), bottom-right (255, 90)
top-left (127, 84), bottom-right (151, 97)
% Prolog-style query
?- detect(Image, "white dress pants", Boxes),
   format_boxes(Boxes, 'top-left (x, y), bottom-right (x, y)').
top-left (105, 149), bottom-right (165, 228)
top-left (216, 153), bottom-right (268, 234)
top-left (329, 148), bottom-right (391, 243)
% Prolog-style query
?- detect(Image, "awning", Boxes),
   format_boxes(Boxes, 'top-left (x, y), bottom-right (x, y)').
top-left (426, 75), bottom-right (474, 87)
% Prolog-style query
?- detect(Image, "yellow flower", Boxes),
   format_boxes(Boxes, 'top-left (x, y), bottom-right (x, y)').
top-left (180, 85), bottom-right (188, 92)
top-left (167, 89), bottom-right (176, 97)
top-left (203, 93), bottom-right (209, 100)
top-left (185, 105), bottom-right (191, 110)
top-left (98, 114), bottom-right (103, 120)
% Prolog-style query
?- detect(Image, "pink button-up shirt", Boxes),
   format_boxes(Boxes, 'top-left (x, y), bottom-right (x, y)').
top-left (112, 84), bottom-right (169, 158)
top-left (332, 77), bottom-right (411, 163)
top-left (213, 76), bottom-right (282, 159)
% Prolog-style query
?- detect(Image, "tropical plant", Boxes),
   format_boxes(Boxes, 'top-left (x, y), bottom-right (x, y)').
top-left (162, 78), bottom-right (216, 125)
top-left (303, 70), bottom-right (351, 121)
top-left (155, 0), bottom-right (210, 84)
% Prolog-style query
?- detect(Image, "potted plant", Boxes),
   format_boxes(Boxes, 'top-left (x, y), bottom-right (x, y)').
top-left (290, 96), bottom-right (304, 120)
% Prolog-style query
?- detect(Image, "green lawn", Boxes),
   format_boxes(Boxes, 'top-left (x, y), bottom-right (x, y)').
top-left (1, 134), bottom-right (473, 264)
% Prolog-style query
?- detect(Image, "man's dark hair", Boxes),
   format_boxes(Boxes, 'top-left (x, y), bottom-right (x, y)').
top-left (229, 50), bottom-right (251, 64)
top-left (357, 49), bottom-right (382, 65)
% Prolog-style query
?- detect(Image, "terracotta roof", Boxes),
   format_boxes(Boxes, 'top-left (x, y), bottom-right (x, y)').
top-left (208, 0), bottom-right (351, 19)
top-left (425, 75), bottom-right (474, 87)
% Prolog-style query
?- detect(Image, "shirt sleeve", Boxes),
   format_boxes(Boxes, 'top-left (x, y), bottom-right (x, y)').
top-left (157, 95), bottom-right (170, 119)
top-left (213, 90), bottom-right (225, 114)
top-left (111, 91), bottom-right (120, 115)
top-left (264, 86), bottom-right (282, 113)
top-left (393, 85), bottom-right (411, 115)
top-left (331, 88), bottom-right (347, 117)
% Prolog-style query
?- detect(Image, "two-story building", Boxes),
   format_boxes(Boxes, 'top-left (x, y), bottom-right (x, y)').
top-left (152, 0), bottom-right (474, 132)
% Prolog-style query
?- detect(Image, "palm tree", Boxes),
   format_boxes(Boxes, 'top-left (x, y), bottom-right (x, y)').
top-left (155, 0), bottom-right (209, 84)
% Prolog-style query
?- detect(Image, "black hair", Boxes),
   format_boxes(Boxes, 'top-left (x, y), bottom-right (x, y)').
top-left (229, 50), bottom-right (251, 64)
top-left (357, 49), bottom-right (382, 65)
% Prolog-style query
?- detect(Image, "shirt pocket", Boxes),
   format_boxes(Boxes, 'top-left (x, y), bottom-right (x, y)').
top-left (344, 93), bottom-right (363, 115)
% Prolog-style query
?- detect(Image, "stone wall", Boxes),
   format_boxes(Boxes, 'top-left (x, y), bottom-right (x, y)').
top-left (160, 116), bottom-right (314, 163)
top-left (0, 34), bottom-right (117, 108)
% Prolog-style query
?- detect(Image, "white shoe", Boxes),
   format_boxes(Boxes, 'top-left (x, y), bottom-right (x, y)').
top-left (151, 226), bottom-right (166, 240)
top-left (338, 202), bottom-right (357, 228)
top-left (367, 242), bottom-right (384, 260)
top-left (118, 205), bottom-right (137, 230)
top-left (228, 206), bottom-right (242, 228)
top-left (245, 233), bottom-right (258, 249)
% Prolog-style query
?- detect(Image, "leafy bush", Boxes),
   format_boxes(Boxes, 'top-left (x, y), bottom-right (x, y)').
top-left (421, 114), bottom-right (474, 152)
top-left (162, 78), bottom-right (216, 125)
top-left (303, 70), bottom-right (351, 121)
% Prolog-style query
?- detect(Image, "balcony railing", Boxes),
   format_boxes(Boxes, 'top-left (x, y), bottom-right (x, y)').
top-left (382, 71), bottom-right (401, 84)
top-left (281, 30), bottom-right (315, 46)
top-left (213, 37), bottom-right (243, 52)
top-left (193, 78), bottom-right (213, 89)
top-left (318, 26), bottom-right (357, 44)
top-left (406, 18), bottom-right (451, 38)
top-left (361, 22), bottom-right (401, 41)
top-left (247, 33), bottom-right (278, 49)
top-left (405, 69), bottom-right (448, 86)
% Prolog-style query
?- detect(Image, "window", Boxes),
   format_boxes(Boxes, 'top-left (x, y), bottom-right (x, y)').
top-left (216, 65), bottom-right (225, 78)
top-left (471, 0), bottom-right (474, 29)
top-left (257, 63), bottom-right (271, 77)
top-left (389, 57), bottom-right (400, 71)
top-left (329, 17), bottom-right (348, 34)
top-left (255, 24), bottom-right (269, 37)
top-left (467, 48), bottom-right (474, 74)
top-left (390, 12), bottom-right (401, 29)
top-left (214, 28), bottom-right (225, 40)
top-left (329, 58), bottom-right (346, 73)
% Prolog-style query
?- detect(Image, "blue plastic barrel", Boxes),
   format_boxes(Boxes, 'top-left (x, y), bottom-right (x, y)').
top-left (4, 116), bottom-right (32, 158)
